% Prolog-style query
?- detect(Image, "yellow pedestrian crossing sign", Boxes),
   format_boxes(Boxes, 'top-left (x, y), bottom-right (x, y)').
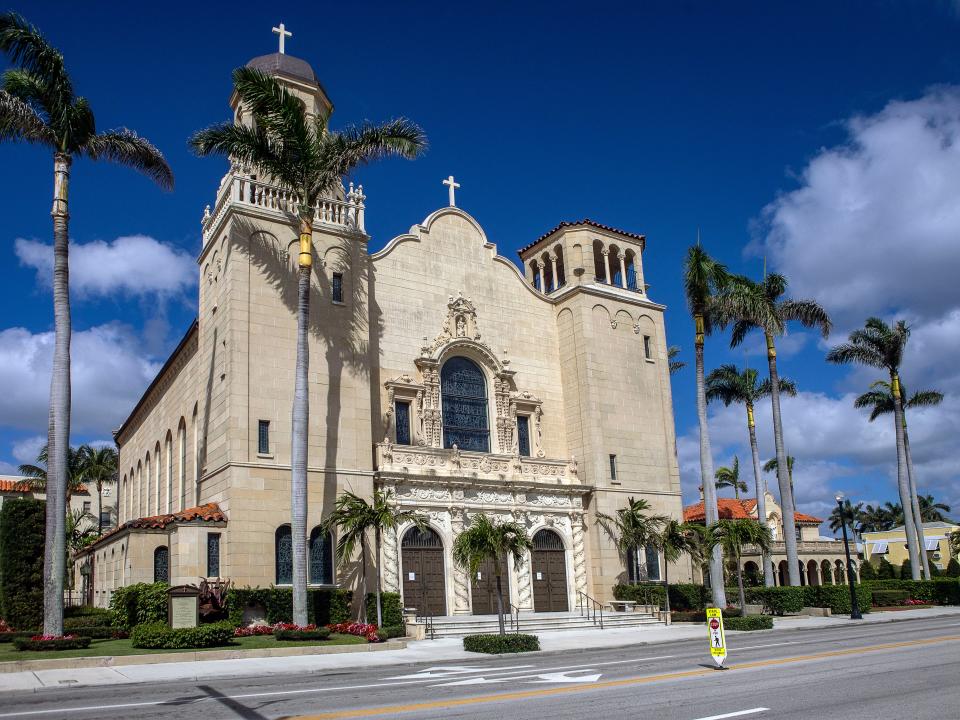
top-left (706, 607), bottom-right (726, 666)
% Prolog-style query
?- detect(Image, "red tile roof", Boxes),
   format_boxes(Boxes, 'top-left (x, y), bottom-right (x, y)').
top-left (518, 219), bottom-right (646, 256)
top-left (683, 498), bottom-right (822, 525)
top-left (77, 502), bottom-right (226, 554)
top-left (0, 479), bottom-right (32, 493)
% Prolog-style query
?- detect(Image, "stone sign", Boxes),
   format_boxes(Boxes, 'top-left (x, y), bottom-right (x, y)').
top-left (168, 584), bottom-right (200, 629)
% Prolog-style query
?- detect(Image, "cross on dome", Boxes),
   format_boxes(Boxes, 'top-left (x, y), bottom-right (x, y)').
top-left (443, 175), bottom-right (460, 207)
top-left (272, 22), bottom-right (292, 54)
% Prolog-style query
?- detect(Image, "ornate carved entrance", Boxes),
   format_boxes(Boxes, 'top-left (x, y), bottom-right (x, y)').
top-left (470, 555), bottom-right (509, 615)
top-left (401, 527), bottom-right (446, 616)
top-left (532, 529), bottom-right (569, 612)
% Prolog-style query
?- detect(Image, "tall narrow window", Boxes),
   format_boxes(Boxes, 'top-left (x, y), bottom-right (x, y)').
top-left (332, 272), bottom-right (344, 303)
top-left (258, 420), bottom-right (270, 455)
top-left (154, 546), bottom-right (169, 583)
top-left (643, 335), bottom-right (653, 360)
top-left (207, 533), bottom-right (221, 577)
top-left (609, 454), bottom-right (618, 480)
top-left (517, 415), bottom-right (531, 457)
top-left (275, 525), bottom-right (292, 584)
top-left (395, 401), bottom-right (411, 445)
top-left (645, 545), bottom-right (661, 581)
top-left (309, 527), bottom-right (334, 584)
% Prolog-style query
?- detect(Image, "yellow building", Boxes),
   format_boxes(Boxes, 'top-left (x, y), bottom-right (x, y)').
top-left (862, 521), bottom-right (959, 571)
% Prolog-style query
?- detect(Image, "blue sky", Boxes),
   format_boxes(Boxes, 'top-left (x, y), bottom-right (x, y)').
top-left (2, 1), bottom-right (959, 530)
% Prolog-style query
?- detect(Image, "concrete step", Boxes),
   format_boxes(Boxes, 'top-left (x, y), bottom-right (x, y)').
top-left (416, 612), bottom-right (664, 638)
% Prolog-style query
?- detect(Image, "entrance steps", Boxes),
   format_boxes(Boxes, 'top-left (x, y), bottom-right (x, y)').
top-left (414, 610), bottom-right (664, 638)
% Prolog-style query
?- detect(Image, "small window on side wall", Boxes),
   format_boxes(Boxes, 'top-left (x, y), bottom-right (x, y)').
top-left (395, 400), bottom-right (411, 445)
top-left (332, 272), bottom-right (344, 303)
top-left (517, 415), bottom-right (531, 457)
top-left (207, 533), bottom-right (221, 577)
top-left (258, 420), bottom-right (270, 455)
top-left (609, 454), bottom-right (618, 480)
top-left (643, 335), bottom-right (653, 360)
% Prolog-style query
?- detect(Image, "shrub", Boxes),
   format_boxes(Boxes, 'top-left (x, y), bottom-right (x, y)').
top-left (274, 627), bottom-right (331, 642)
top-left (613, 583), bottom-right (709, 611)
top-left (724, 615), bottom-right (773, 631)
top-left (946, 559), bottom-right (960, 578)
top-left (927, 563), bottom-right (941, 577)
top-left (670, 608), bottom-right (741, 623)
top-left (808, 585), bottom-right (872, 615)
top-left (225, 587), bottom-right (352, 627)
top-left (0, 499), bottom-right (45, 631)
top-left (14, 635), bottom-right (91, 652)
top-left (872, 589), bottom-right (909, 607)
top-left (859, 561), bottom-right (877, 581)
top-left (234, 625), bottom-right (274, 637)
top-left (65, 605), bottom-right (112, 620)
top-left (861, 578), bottom-right (960, 605)
top-left (130, 620), bottom-right (235, 649)
top-left (110, 583), bottom-right (169, 629)
top-left (66, 626), bottom-right (128, 639)
top-left (743, 586), bottom-right (806, 615)
top-left (463, 634), bottom-right (540, 654)
top-left (877, 558), bottom-right (897, 579)
top-left (900, 559), bottom-right (913, 579)
top-left (0, 631), bottom-right (41, 644)
top-left (365, 592), bottom-right (403, 626)
top-left (65, 614), bottom-right (114, 630)
top-left (376, 624), bottom-right (406, 641)
top-left (327, 621), bottom-right (379, 642)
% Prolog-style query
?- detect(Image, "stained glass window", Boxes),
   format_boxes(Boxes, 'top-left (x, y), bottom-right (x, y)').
top-left (154, 546), bottom-right (169, 583)
top-left (517, 415), bottom-right (531, 457)
top-left (645, 545), bottom-right (661, 581)
top-left (207, 533), bottom-right (221, 577)
top-left (258, 420), bottom-right (270, 454)
top-left (441, 357), bottom-right (489, 452)
top-left (395, 401), bottom-right (411, 445)
top-left (309, 528), bottom-right (334, 584)
top-left (276, 525), bottom-right (292, 585)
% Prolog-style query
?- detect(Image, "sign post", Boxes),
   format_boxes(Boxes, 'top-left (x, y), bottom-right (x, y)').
top-left (706, 607), bottom-right (727, 668)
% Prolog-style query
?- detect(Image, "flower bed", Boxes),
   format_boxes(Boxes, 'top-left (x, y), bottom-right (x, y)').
top-left (234, 622), bottom-right (332, 641)
top-left (234, 624), bottom-right (275, 637)
top-left (326, 622), bottom-right (380, 642)
top-left (13, 634), bottom-right (92, 652)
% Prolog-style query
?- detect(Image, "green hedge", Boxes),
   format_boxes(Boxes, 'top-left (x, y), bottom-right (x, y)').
top-left (807, 585), bottom-right (872, 615)
top-left (0, 631), bottom-right (41, 643)
top-left (463, 633), bottom-right (540, 654)
top-left (743, 585), bottom-right (872, 615)
top-left (65, 605), bottom-right (112, 621)
top-left (109, 583), bottom-right (169, 629)
top-left (65, 613), bottom-right (113, 630)
top-left (365, 592), bottom-right (403, 626)
top-left (862, 578), bottom-right (960, 605)
top-left (671, 608), bottom-right (741, 623)
top-left (724, 615), bottom-right (773, 631)
top-left (130, 621), bottom-right (235, 649)
top-left (743, 587), bottom-right (807, 615)
top-left (0, 499), bottom-right (45, 631)
top-left (14, 636), bottom-right (91, 652)
top-left (274, 627), bottom-right (331, 642)
top-left (613, 583), bottom-right (710, 611)
top-left (226, 587), bottom-right (352, 627)
top-left (376, 624), bottom-right (406, 641)
top-left (67, 626), bottom-right (126, 639)
top-left (872, 589), bottom-right (909, 606)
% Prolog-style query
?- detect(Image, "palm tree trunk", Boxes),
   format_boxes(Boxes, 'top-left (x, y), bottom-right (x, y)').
top-left (374, 526), bottom-right (383, 627)
top-left (747, 406), bottom-right (774, 587)
top-left (495, 571), bottom-right (506, 636)
top-left (663, 560), bottom-right (671, 620)
top-left (360, 534), bottom-right (369, 623)
top-left (290, 218), bottom-right (313, 627)
top-left (765, 333), bottom-right (800, 586)
top-left (695, 319), bottom-right (726, 608)
top-left (891, 375), bottom-right (921, 580)
top-left (44, 152), bottom-right (72, 637)
top-left (903, 428), bottom-right (930, 580)
top-left (735, 551), bottom-right (746, 612)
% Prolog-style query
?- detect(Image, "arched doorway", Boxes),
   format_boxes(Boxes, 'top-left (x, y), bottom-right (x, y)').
top-left (471, 555), bottom-right (509, 615)
top-left (402, 527), bottom-right (446, 616)
top-left (532, 528), bottom-right (569, 612)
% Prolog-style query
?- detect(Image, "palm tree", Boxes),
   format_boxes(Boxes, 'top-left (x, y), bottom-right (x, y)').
top-left (827, 318), bottom-right (921, 579)
top-left (717, 272), bottom-right (831, 587)
top-left (683, 244), bottom-right (731, 607)
top-left (190, 68), bottom-right (425, 625)
top-left (918, 495), bottom-right (951, 523)
top-left (0, 13), bottom-right (174, 635)
top-left (667, 346), bottom-right (686, 375)
top-left (75, 444), bottom-right (117, 535)
top-left (708, 519), bottom-right (772, 612)
top-left (829, 499), bottom-right (863, 537)
top-left (652, 520), bottom-right (704, 617)
top-left (452, 513), bottom-right (532, 636)
top-left (855, 380), bottom-right (943, 578)
top-left (859, 503), bottom-right (894, 533)
top-left (19, 443), bottom-right (87, 498)
top-left (322, 489), bottom-right (427, 626)
top-left (706, 363), bottom-right (796, 586)
top-left (762, 455), bottom-right (796, 514)
top-left (714, 456), bottom-right (747, 499)
top-left (596, 497), bottom-right (668, 584)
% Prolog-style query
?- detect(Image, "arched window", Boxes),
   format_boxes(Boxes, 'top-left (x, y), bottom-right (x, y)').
top-left (177, 420), bottom-right (186, 513)
top-left (276, 525), bottom-right (293, 585)
top-left (154, 546), bottom-right (169, 583)
top-left (165, 433), bottom-right (173, 514)
top-left (309, 527), bottom-right (334, 585)
top-left (441, 357), bottom-right (490, 452)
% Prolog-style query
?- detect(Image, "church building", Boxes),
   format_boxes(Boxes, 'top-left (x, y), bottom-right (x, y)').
top-left (75, 39), bottom-right (686, 616)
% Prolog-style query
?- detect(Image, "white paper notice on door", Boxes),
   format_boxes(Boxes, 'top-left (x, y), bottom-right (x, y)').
top-left (536, 572), bottom-right (543, 580)
top-left (408, 572), bottom-right (415, 581)
top-left (476, 571), bottom-right (482, 580)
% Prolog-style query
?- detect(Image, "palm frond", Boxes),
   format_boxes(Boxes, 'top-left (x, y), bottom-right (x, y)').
top-left (319, 118), bottom-right (427, 190)
top-left (667, 346), bottom-right (686, 375)
top-left (779, 298), bottom-right (832, 338)
top-left (682, 245), bottom-right (729, 321)
top-left (907, 390), bottom-right (943, 409)
top-left (190, 122), bottom-right (296, 188)
top-left (825, 341), bottom-right (884, 369)
top-left (0, 13), bottom-right (72, 119)
top-left (0, 88), bottom-right (53, 144)
top-left (758, 375), bottom-right (797, 398)
top-left (85, 129), bottom-right (173, 189)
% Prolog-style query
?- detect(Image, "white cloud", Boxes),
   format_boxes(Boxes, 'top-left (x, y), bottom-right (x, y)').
top-left (0, 324), bottom-right (161, 437)
top-left (15, 235), bottom-right (197, 298)
top-left (11, 436), bottom-right (45, 465)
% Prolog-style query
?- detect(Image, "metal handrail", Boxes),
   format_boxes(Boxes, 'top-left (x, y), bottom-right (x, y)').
top-left (415, 606), bottom-right (435, 640)
top-left (508, 602), bottom-right (521, 634)
top-left (576, 590), bottom-right (604, 629)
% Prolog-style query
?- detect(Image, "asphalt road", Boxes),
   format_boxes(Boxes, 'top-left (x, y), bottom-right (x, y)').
top-left (0, 616), bottom-right (956, 720)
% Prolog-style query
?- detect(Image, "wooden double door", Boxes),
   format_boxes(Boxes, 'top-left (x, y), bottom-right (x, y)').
top-left (401, 527), bottom-right (447, 616)
top-left (471, 556), bottom-right (510, 615)
top-left (532, 529), bottom-right (569, 612)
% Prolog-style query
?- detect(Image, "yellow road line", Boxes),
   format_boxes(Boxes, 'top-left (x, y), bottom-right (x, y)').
top-left (293, 634), bottom-right (960, 720)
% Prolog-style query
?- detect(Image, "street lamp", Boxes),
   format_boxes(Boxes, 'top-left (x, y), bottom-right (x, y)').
top-left (835, 493), bottom-right (863, 620)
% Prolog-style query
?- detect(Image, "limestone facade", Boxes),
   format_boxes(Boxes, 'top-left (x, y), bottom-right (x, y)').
top-left (74, 52), bottom-right (686, 612)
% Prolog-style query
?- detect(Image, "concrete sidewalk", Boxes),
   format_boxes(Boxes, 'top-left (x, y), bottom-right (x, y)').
top-left (0, 606), bottom-right (956, 694)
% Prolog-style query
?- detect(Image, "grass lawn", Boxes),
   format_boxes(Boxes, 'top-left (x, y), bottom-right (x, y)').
top-left (0, 633), bottom-right (367, 663)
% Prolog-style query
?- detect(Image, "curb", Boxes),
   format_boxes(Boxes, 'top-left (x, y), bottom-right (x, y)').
top-left (0, 638), bottom-right (408, 674)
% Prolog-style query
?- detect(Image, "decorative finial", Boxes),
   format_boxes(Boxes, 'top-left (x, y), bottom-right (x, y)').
top-left (442, 175), bottom-right (460, 207)
top-left (272, 22), bottom-right (292, 54)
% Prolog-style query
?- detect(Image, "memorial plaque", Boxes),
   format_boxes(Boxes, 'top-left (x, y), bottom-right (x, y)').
top-left (167, 584), bottom-right (200, 629)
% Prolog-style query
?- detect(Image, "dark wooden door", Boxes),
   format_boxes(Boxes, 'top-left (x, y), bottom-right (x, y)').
top-left (471, 556), bottom-right (509, 615)
top-left (401, 527), bottom-right (446, 616)
top-left (532, 529), bottom-right (569, 612)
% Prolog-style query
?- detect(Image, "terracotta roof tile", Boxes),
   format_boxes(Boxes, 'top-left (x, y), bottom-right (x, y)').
top-left (682, 498), bottom-right (822, 525)
top-left (78, 502), bottom-right (226, 554)
top-left (0, 479), bottom-right (32, 493)
top-left (518, 219), bottom-right (646, 256)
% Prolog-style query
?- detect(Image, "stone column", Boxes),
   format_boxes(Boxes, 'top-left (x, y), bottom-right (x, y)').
top-left (536, 260), bottom-right (545, 292)
top-left (618, 252), bottom-right (628, 288)
top-left (451, 509), bottom-right (471, 615)
top-left (549, 254), bottom-right (559, 291)
top-left (571, 514), bottom-right (588, 594)
top-left (382, 525), bottom-right (400, 593)
top-left (602, 249), bottom-right (612, 285)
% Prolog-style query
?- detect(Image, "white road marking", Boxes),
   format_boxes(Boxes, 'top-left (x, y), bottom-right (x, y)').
top-left (435, 677), bottom-right (506, 686)
top-left (691, 708), bottom-right (769, 720)
top-left (529, 671), bottom-right (602, 684)
top-left (434, 669), bottom-right (603, 687)
top-left (732, 642), bottom-right (796, 651)
top-left (388, 664), bottom-right (532, 679)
